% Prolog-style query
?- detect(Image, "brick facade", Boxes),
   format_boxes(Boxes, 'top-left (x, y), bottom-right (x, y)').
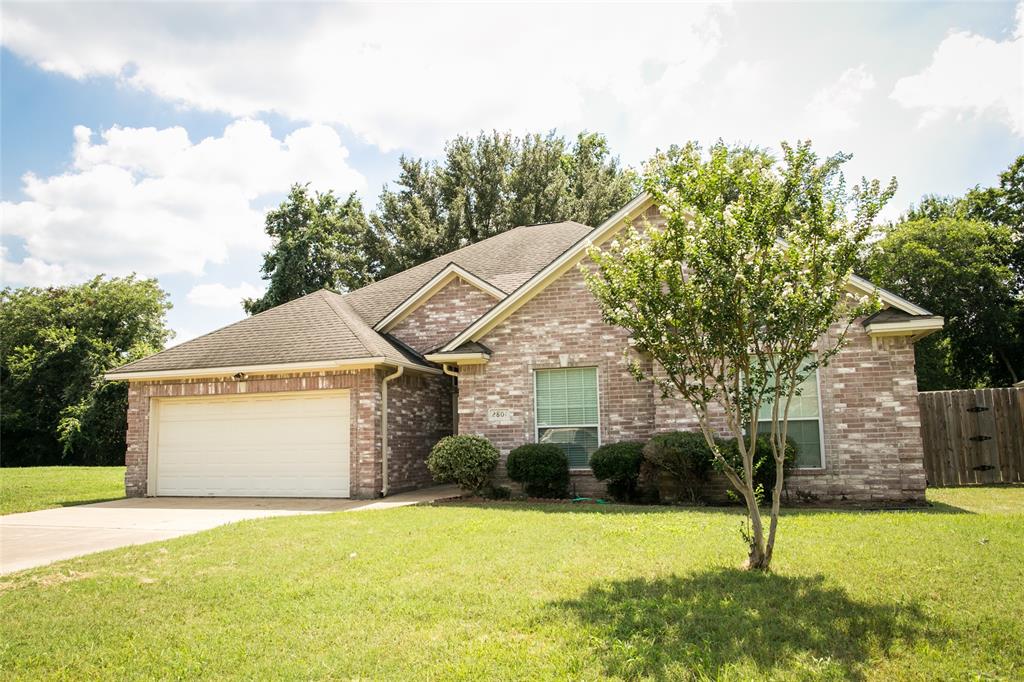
top-left (385, 372), bottom-right (454, 492)
top-left (124, 367), bottom-right (449, 499)
top-left (455, 245), bottom-right (926, 503)
top-left (389, 277), bottom-right (498, 354)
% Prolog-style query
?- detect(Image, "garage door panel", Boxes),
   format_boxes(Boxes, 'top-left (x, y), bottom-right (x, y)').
top-left (155, 391), bottom-right (350, 497)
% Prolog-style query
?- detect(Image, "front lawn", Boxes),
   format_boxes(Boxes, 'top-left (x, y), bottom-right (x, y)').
top-left (0, 466), bottom-right (125, 515)
top-left (1, 486), bottom-right (1021, 680)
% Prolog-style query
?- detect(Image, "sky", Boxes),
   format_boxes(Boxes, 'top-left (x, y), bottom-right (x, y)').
top-left (1, 1), bottom-right (1022, 345)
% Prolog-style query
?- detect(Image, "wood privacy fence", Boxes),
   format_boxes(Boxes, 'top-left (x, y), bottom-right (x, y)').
top-left (918, 388), bottom-right (1024, 486)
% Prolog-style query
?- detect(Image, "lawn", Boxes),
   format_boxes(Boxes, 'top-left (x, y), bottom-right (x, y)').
top-left (0, 466), bottom-right (125, 515)
top-left (1, 486), bottom-right (1021, 680)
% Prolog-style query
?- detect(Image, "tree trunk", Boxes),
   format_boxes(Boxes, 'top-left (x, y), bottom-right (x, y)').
top-left (743, 485), bottom-right (770, 570)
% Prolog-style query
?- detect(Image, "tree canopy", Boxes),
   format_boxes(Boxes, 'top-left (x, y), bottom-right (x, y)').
top-left (865, 155), bottom-right (1023, 388)
top-left (1, 276), bottom-right (172, 466)
top-left (585, 140), bottom-right (890, 570)
top-left (244, 184), bottom-right (372, 314)
top-left (364, 130), bottom-right (639, 280)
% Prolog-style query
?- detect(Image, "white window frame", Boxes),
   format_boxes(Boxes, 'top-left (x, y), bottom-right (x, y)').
top-left (756, 359), bottom-right (826, 470)
top-left (532, 366), bottom-right (601, 471)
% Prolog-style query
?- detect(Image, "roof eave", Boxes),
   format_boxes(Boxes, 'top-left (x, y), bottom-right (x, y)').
top-left (105, 356), bottom-right (441, 381)
top-left (864, 317), bottom-right (944, 341)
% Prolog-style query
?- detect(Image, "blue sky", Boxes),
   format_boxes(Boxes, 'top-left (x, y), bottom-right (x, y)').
top-left (2, 1), bottom-right (1021, 343)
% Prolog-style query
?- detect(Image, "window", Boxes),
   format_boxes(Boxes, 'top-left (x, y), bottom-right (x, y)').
top-left (756, 360), bottom-right (824, 468)
top-left (535, 367), bottom-right (599, 468)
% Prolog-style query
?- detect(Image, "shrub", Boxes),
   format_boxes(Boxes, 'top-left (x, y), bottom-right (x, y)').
top-left (718, 433), bottom-right (798, 503)
top-left (590, 441), bottom-right (645, 502)
top-left (642, 431), bottom-right (716, 501)
top-left (426, 435), bottom-right (499, 494)
top-left (506, 444), bottom-right (570, 498)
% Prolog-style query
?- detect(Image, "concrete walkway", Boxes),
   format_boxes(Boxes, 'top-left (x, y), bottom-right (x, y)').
top-left (0, 485), bottom-right (460, 575)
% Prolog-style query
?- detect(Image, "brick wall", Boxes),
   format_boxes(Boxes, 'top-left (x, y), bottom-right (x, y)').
top-left (385, 372), bottom-right (454, 492)
top-left (456, 263), bottom-right (657, 496)
top-left (454, 208), bottom-right (926, 502)
top-left (125, 368), bottom-right (450, 500)
top-left (389, 277), bottom-right (498, 354)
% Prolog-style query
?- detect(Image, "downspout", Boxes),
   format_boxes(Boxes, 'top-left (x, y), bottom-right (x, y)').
top-left (380, 365), bottom-right (404, 497)
top-left (442, 363), bottom-right (459, 377)
top-left (442, 364), bottom-right (459, 434)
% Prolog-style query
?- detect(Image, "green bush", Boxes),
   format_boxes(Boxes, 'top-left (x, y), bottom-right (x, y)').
top-left (718, 433), bottom-right (797, 502)
top-left (590, 441), bottom-right (645, 502)
top-left (426, 435), bottom-right (499, 494)
top-left (642, 431), bottom-right (716, 501)
top-left (506, 444), bottom-right (570, 498)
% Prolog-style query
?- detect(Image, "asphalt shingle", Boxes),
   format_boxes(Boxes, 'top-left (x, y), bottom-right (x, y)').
top-left (108, 221), bottom-right (594, 376)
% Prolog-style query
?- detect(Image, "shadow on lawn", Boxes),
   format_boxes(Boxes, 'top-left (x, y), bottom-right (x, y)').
top-left (552, 568), bottom-right (925, 680)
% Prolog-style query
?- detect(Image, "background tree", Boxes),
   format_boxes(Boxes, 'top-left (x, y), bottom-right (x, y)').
top-left (244, 184), bottom-right (372, 314)
top-left (1, 276), bottom-right (172, 466)
top-left (366, 130), bottom-right (638, 279)
top-left (585, 141), bottom-right (890, 570)
top-left (864, 155), bottom-right (1023, 388)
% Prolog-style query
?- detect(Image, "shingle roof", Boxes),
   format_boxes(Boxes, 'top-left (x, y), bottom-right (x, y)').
top-left (108, 290), bottom-right (416, 376)
top-left (108, 221), bottom-right (594, 376)
top-left (344, 221), bottom-right (592, 326)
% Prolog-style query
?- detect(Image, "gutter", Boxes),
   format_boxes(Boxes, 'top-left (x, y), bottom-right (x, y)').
top-left (380, 365), bottom-right (404, 497)
top-left (104, 357), bottom-right (440, 381)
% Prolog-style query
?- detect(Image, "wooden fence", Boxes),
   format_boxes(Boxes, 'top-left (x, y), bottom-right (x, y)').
top-left (918, 388), bottom-right (1024, 486)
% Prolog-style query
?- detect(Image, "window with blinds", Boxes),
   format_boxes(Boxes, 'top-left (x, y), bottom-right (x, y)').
top-left (534, 367), bottom-right (599, 468)
top-left (756, 359), bottom-right (824, 468)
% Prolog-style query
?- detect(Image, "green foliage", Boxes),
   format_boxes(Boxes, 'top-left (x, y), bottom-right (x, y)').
top-left (642, 431), bottom-right (716, 501)
top-left (244, 184), bottom-right (372, 314)
top-left (426, 435), bottom-right (499, 494)
top-left (718, 434), bottom-right (797, 504)
top-left (365, 131), bottom-right (638, 279)
top-left (589, 441), bottom-right (645, 502)
top-left (1, 276), bottom-right (172, 466)
top-left (584, 140), bottom-right (891, 567)
top-left (868, 154), bottom-right (1023, 389)
top-left (506, 443), bottom-right (570, 499)
top-left (865, 217), bottom-right (1018, 389)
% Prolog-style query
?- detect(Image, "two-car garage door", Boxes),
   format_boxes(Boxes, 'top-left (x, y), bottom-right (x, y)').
top-left (151, 391), bottom-right (350, 497)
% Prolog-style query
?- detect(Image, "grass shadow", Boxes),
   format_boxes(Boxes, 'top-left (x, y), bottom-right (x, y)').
top-left (551, 568), bottom-right (925, 680)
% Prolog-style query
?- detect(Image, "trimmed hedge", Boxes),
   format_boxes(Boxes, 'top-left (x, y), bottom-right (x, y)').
top-left (590, 441), bottom-right (645, 502)
top-left (506, 444), bottom-right (570, 498)
top-left (642, 431), bottom-right (715, 501)
top-left (426, 435), bottom-right (499, 494)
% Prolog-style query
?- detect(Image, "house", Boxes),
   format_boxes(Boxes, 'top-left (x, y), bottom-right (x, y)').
top-left (107, 193), bottom-right (944, 501)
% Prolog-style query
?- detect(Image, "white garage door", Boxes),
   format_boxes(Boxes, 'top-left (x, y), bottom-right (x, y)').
top-left (153, 391), bottom-right (350, 497)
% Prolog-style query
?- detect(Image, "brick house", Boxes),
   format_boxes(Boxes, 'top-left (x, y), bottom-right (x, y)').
top-left (108, 193), bottom-right (943, 501)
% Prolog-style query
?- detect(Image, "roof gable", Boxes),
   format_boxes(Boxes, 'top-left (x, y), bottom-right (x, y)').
top-left (441, 193), bottom-right (937, 351)
top-left (343, 221), bottom-right (592, 327)
top-left (374, 263), bottom-right (504, 332)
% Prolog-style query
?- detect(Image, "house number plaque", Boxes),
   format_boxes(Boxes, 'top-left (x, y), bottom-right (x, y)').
top-left (487, 408), bottom-right (515, 425)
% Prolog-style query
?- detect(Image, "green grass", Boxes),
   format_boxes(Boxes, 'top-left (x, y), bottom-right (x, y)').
top-left (1, 486), bottom-right (1021, 680)
top-left (0, 466), bottom-right (125, 515)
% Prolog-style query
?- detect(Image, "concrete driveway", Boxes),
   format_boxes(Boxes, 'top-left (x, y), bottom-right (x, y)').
top-left (0, 485), bottom-right (459, 575)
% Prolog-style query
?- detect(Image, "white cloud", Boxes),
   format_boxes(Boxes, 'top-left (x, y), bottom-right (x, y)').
top-left (0, 120), bottom-right (364, 286)
top-left (0, 3), bottom-right (727, 155)
top-left (186, 282), bottom-right (264, 309)
top-left (891, 3), bottom-right (1024, 136)
top-left (805, 66), bottom-right (876, 133)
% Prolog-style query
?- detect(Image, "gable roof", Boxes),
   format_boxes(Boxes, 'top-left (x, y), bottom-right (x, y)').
top-left (440, 192), bottom-right (938, 351)
top-left (343, 221), bottom-right (592, 327)
top-left (374, 262), bottom-right (505, 332)
top-left (106, 290), bottom-right (426, 379)
top-left (106, 220), bottom-right (591, 380)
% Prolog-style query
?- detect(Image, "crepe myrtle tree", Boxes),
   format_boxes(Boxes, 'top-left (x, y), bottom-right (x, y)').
top-left (584, 141), bottom-right (893, 570)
